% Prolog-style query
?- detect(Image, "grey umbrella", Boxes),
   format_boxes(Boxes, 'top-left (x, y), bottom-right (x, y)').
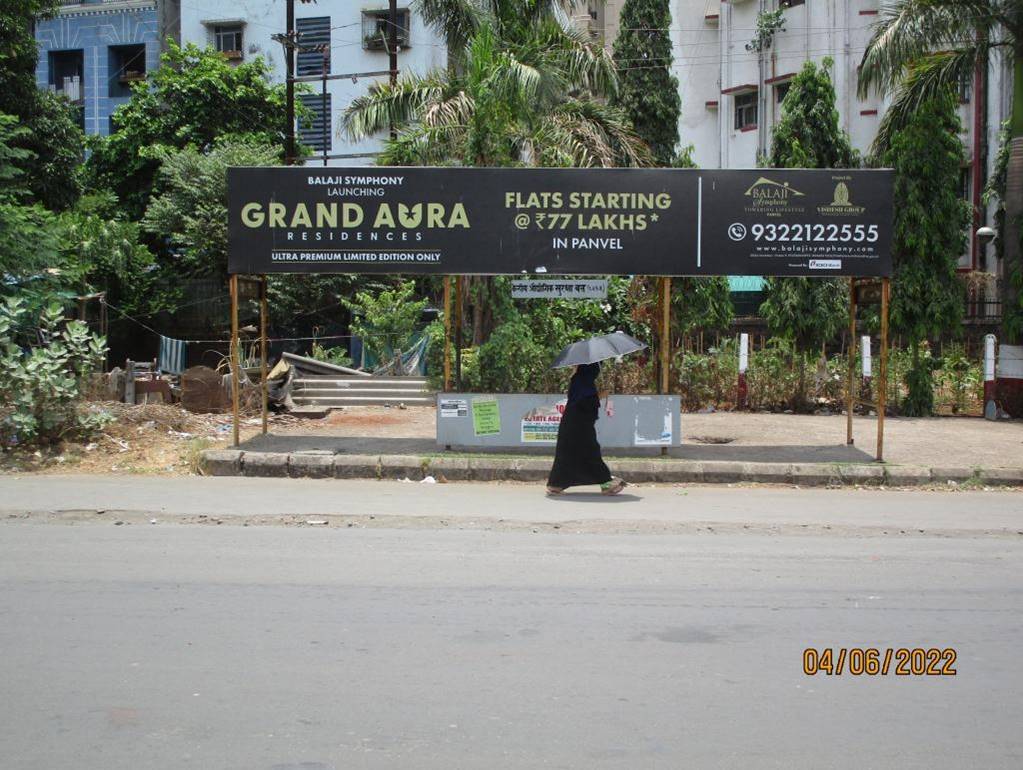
top-left (550, 331), bottom-right (648, 369)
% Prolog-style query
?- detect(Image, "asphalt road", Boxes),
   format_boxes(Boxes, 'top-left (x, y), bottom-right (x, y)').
top-left (2, 488), bottom-right (1022, 769)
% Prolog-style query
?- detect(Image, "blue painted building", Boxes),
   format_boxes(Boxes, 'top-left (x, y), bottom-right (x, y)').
top-left (34, 1), bottom-right (165, 137)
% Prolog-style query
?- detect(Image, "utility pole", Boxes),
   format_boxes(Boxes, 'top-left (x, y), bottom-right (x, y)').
top-left (389, 0), bottom-right (398, 138)
top-left (285, 0), bottom-right (296, 164)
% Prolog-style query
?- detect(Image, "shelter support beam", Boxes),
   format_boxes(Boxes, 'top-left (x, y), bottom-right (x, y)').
top-left (659, 277), bottom-right (671, 457)
top-left (443, 276), bottom-right (452, 392)
top-left (455, 276), bottom-right (463, 390)
top-left (260, 276), bottom-right (269, 435)
top-left (230, 274), bottom-right (240, 447)
top-left (847, 277), bottom-right (856, 446)
top-left (877, 278), bottom-right (890, 462)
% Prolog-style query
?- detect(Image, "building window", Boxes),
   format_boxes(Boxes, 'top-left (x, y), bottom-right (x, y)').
top-left (780, 0), bottom-right (805, 7)
top-left (960, 165), bottom-right (972, 202)
top-left (215, 25), bottom-right (244, 59)
top-left (108, 44), bottom-right (146, 98)
top-left (49, 49), bottom-right (84, 103)
top-left (734, 91), bottom-right (758, 130)
top-left (299, 93), bottom-right (332, 153)
top-left (775, 82), bottom-right (791, 104)
top-left (297, 17), bottom-right (331, 76)
top-left (958, 71), bottom-right (972, 104)
top-left (362, 9), bottom-right (410, 51)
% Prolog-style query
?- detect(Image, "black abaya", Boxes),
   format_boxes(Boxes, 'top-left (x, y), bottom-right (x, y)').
top-left (547, 393), bottom-right (612, 489)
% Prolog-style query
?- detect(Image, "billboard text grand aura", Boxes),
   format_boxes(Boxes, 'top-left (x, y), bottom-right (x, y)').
top-left (228, 167), bottom-right (893, 277)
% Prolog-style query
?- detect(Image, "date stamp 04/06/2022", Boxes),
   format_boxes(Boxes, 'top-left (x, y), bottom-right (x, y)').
top-left (803, 648), bottom-right (957, 677)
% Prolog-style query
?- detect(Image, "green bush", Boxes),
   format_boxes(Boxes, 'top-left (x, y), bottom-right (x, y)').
top-left (0, 297), bottom-right (109, 447)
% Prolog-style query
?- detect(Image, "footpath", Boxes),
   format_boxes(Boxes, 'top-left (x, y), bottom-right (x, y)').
top-left (201, 409), bottom-right (1023, 488)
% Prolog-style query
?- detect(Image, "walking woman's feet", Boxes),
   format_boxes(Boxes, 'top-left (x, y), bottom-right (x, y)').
top-left (600, 477), bottom-right (626, 495)
top-left (546, 486), bottom-right (564, 496)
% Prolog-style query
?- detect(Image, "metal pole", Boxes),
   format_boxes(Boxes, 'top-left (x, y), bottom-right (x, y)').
top-left (230, 274), bottom-right (241, 447)
top-left (660, 277), bottom-right (671, 457)
top-left (285, 0), bottom-right (296, 164)
top-left (876, 278), bottom-right (890, 462)
top-left (443, 276), bottom-right (452, 392)
top-left (321, 49), bottom-right (329, 166)
top-left (454, 275), bottom-right (463, 390)
top-left (260, 276), bottom-right (269, 435)
top-left (388, 0), bottom-right (398, 139)
top-left (847, 277), bottom-right (856, 445)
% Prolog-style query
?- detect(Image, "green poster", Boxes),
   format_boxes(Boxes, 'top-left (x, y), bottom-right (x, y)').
top-left (472, 397), bottom-right (501, 436)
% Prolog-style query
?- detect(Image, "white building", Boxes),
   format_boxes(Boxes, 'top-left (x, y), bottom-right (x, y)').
top-left (662, 0), bottom-right (1009, 276)
top-left (178, 1), bottom-right (447, 166)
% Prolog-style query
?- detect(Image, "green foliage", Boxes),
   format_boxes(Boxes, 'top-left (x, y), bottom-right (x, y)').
top-left (985, 124), bottom-right (1023, 342)
top-left (764, 58), bottom-right (853, 385)
top-left (675, 341), bottom-right (738, 411)
top-left (770, 59), bottom-right (857, 169)
top-left (85, 42), bottom-right (294, 218)
top-left (142, 137), bottom-right (281, 282)
top-left (672, 277), bottom-right (733, 336)
top-left (343, 281), bottom-right (429, 363)
top-left (0, 296), bottom-right (109, 447)
top-left (310, 343), bottom-right (354, 369)
top-left (747, 10), bottom-right (786, 53)
top-left (344, 3), bottom-right (649, 168)
top-left (611, 0), bottom-right (681, 164)
top-left (883, 92), bottom-right (968, 413)
top-left (902, 350), bottom-right (937, 417)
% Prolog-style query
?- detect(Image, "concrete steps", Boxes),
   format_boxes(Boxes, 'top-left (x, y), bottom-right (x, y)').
top-left (291, 375), bottom-right (433, 409)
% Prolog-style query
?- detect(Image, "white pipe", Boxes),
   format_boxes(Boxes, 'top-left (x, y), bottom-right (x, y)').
top-left (861, 335), bottom-right (871, 378)
top-left (739, 332), bottom-right (749, 373)
top-left (984, 334), bottom-right (996, 381)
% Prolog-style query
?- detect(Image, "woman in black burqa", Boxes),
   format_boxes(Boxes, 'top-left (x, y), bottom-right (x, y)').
top-left (546, 362), bottom-right (626, 496)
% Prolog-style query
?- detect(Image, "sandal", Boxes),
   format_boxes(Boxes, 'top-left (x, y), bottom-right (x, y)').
top-left (546, 486), bottom-right (564, 496)
top-left (600, 477), bottom-right (626, 496)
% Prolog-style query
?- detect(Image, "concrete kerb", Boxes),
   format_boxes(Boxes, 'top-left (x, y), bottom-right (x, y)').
top-left (200, 449), bottom-right (1014, 488)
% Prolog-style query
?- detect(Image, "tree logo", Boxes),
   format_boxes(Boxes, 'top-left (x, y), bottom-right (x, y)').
top-left (818, 180), bottom-right (865, 216)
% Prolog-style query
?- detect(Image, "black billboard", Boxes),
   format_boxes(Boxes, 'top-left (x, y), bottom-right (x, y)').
top-left (227, 167), bottom-right (892, 277)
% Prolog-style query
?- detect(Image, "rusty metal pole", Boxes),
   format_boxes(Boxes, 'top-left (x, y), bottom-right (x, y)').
top-left (659, 277), bottom-right (671, 457)
top-left (443, 276), bottom-right (452, 392)
top-left (847, 277), bottom-right (857, 445)
top-left (876, 278), bottom-right (890, 462)
top-left (230, 274), bottom-right (241, 447)
top-left (454, 275), bottom-right (463, 391)
top-left (260, 276), bottom-right (269, 435)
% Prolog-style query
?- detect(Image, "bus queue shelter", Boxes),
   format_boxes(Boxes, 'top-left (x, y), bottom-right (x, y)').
top-left (226, 166), bottom-right (894, 460)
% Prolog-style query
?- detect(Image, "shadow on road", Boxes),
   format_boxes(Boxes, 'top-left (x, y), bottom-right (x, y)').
top-left (545, 493), bottom-right (642, 503)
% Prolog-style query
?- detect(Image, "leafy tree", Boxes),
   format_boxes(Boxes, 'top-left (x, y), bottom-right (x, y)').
top-left (343, 281), bottom-right (429, 363)
top-left (85, 43), bottom-right (293, 219)
top-left (761, 59), bottom-right (854, 410)
top-left (884, 92), bottom-right (969, 415)
top-left (342, 4), bottom-right (649, 168)
top-left (858, 0), bottom-right (1023, 342)
top-left (611, 0), bottom-right (682, 165)
top-left (142, 137), bottom-right (281, 283)
top-left (0, 1), bottom-right (83, 210)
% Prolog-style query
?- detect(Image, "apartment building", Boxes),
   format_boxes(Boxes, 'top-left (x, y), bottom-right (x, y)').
top-left (177, 1), bottom-right (447, 166)
top-left (34, 0), bottom-right (173, 136)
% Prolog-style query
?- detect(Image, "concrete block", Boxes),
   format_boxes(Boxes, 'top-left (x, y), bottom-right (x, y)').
top-left (659, 461), bottom-right (704, 484)
top-left (838, 464), bottom-right (885, 486)
top-left (199, 449), bottom-right (242, 476)
top-left (741, 462), bottom-right (792, 485)
top-left (701, 461), bottom-right (746, 484)
top-left (468, 457), bottom-right (513, 481)
top-left (242, 452), bottom-right (289, 478)
top-left (426, 456), bottom-right (471, 482)
top-left (791, 463), bottom-right (840, 487)
top-left (507, 458), bottom-right (550, 482)
top-left (883, 466), bottom-right (932, 486)
top-left (288, 453), bottom-right (335, 479)
top-left (977, 467), bottom-right (1023, 487)
top-left (929, 467), bottom-right (978, 484)
top-left (611, 459), bottom-right (662, 483)
top-left (378, 455), bottom-right (425, 481)
top-left (333, 454), bottom-right (381, 479)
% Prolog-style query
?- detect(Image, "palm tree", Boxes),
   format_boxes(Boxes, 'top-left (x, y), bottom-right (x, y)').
top-left (858, 0), bottom-right (1023, 341)
top-left (341, 1), bottom-right (651, 168)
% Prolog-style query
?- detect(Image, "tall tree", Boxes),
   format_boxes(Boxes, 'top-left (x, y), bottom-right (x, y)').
top-left (884, 92), bottom-right (969, 415)
top-left (0, 0), bottom-right (83, 210)
top-left (858, 0), bottom-right (1023, 342)
top-left (611, 0), bottom-right (681, 165)
top-left (85, 42), bottom-right (293, 219)
top-left (761, 59), bottom-right (855, 410)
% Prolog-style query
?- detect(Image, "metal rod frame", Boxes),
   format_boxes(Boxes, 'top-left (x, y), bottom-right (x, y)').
top-left (845, 277), bottom-right (889, 462)
top-left (260, 276), bottom-right (269, 435)
top-left (230, 274), bottom-right (240, 447)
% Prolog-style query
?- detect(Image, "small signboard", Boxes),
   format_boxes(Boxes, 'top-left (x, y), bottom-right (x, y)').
top-left (511, 279), bottom-right (608, 300)
top-left (439, 398), bottom-right (467, 418)
top-left (471, 397), bottom-right (501, 436)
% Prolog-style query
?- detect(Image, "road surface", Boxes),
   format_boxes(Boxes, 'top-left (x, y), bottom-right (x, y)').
top-left (1, 478), bottom-right (1021, 768)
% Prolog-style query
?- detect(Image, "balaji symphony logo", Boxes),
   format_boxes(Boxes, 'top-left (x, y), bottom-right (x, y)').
top-left (743, 177), bottom-right (806, 212)
top-left (818, 181), bottom-right (866, 216)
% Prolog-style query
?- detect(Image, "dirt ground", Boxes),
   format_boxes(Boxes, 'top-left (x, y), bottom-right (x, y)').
top-left (3, 403), bottom-right (1021, 475)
